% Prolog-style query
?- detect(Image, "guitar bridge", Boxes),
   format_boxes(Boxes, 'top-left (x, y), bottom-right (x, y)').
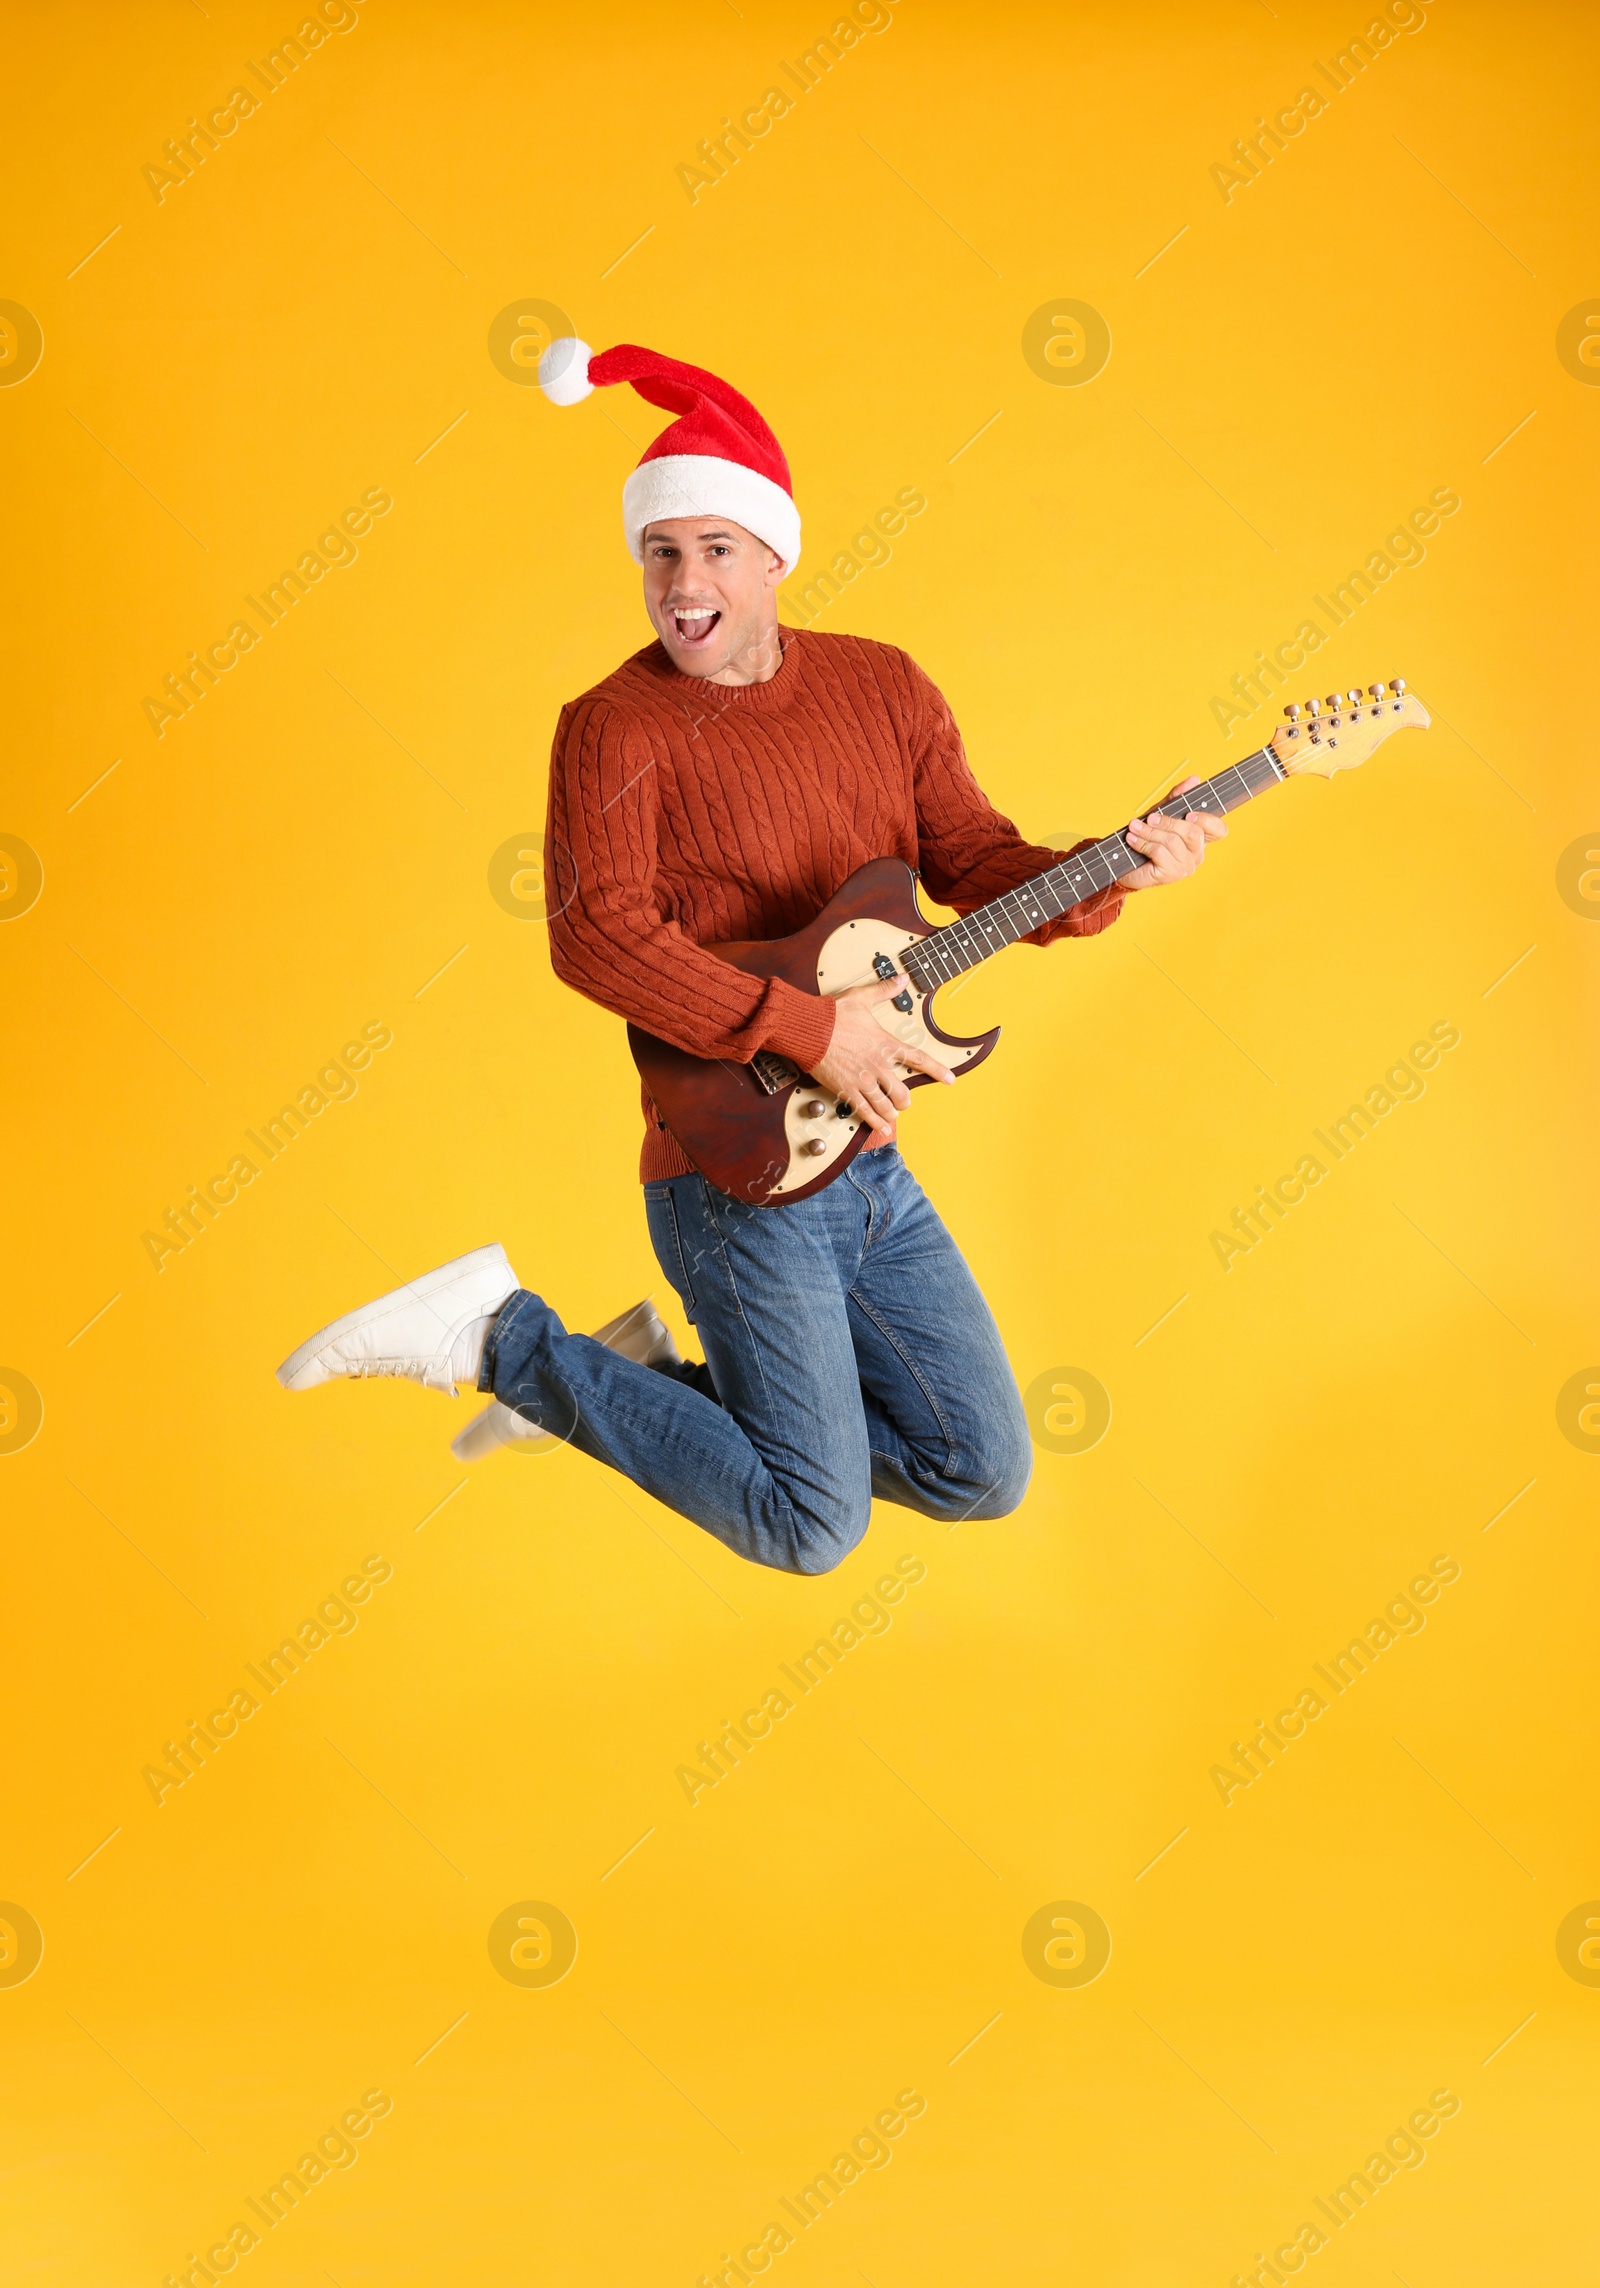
top-left (749, 1050), bottom-right (801, 1097)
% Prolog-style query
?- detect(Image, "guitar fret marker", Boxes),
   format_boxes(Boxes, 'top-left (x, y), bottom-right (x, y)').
top-left (630, 684), bottom-right (1428, 1205)
top-left (897, 744), bottom-right (1293, 975)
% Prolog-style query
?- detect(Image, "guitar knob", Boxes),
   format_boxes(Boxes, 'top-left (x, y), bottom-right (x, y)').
top-left (801, 1138), bottom-right (827, 1157)
top-left (801, 1098), bottom-right (828, 1117)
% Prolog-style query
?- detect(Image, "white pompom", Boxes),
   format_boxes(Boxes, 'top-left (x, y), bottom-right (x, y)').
top-left (539, 336), bottom-right (593, 405)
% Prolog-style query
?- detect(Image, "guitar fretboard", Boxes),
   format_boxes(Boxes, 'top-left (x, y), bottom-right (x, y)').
top-left (899, 746), bottom-right (1284, 990)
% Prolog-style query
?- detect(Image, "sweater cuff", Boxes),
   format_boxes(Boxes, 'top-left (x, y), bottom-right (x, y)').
top-left (765, 987), bottom-right (837, 1077)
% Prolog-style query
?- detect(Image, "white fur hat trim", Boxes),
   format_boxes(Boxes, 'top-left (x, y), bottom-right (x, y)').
top-left (622, 454), bottom-right (801, 575)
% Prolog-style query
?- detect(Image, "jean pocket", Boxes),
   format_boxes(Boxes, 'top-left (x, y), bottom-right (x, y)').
top-left (645, 1183), bottom-right (698, 1322)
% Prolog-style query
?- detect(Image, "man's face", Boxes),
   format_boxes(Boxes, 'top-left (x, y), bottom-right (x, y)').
top-left (641, 517), bottom-right (784, 681)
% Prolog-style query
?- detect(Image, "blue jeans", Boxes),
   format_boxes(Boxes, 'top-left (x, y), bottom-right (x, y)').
top-left (481, 1147), bottom-right (1032, 1574)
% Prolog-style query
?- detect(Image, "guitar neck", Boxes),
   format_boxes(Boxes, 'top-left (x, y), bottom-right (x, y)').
top-left (899, 744), bottom-right (1284, 990)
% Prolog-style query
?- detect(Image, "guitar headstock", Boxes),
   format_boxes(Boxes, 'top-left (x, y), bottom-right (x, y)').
top-left (1270, 678), bottom-right (1430, 779)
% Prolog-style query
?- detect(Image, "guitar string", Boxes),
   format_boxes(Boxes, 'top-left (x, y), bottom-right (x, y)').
top-left (774, 711), bottom-right (1385, 1118)
top-left (897, 745), bottom-right (1288, 990)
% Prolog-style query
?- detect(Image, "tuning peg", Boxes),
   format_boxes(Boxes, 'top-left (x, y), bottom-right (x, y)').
top-left (1324, 693), bottom-right (1342, 712)
top-left (1391, 675), bottom-right (1406, 698)
top-left (1368, 682), bottom-right (1386, 702)
top-left (1346, 688), bottom-right (1363, 709)
top-left (1283, 702), bottom-right (1301, 721)
top-left (1304, 697), bottom-right (1322, 717)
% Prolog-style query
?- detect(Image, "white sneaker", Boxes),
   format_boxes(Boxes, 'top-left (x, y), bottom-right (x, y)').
top-left (276, 1243), bottom-right (519, 1397)
top-left (450, 1298), bottom-right (680, 1462)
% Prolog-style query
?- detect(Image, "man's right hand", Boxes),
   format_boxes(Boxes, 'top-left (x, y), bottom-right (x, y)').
top-left (810, 971), bottom-right (954, 1145)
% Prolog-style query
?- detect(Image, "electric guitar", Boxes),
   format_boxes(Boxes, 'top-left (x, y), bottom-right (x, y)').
top-left (629, 678), bottom-right (1430, 1204)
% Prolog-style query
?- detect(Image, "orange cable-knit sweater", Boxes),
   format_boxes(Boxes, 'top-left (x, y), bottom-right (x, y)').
top-left (544, 627), bottom-right (1129, 1181)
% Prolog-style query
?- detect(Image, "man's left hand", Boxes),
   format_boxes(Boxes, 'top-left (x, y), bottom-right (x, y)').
top-left (1120, 774), bottom-right (1227, 890)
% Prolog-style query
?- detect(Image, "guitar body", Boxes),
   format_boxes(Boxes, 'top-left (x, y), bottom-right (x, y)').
top-left (626, 676), bottom-right (1429, 1207)
top-left (628, 859), bottom-right (999, 1205)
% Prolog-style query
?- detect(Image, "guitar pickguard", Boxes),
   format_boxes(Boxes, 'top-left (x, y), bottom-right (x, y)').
top-left (763, 917), bottom-right (988, 1198)
top-left (634, 685), bottom-right (1430, 1207)
top-left (629, 858), bottom-right (1002, 1207)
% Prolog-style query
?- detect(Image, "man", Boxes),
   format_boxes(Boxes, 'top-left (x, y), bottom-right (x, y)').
top-left (277, 341), bottom-right (1224, 1573)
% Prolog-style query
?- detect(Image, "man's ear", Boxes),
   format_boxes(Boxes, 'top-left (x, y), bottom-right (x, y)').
top-left (762, 545), bottom-right (785, 590)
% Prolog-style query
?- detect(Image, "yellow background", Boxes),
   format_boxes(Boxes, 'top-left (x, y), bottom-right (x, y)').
top-left (5, 0), bottom-right (1597, 2281)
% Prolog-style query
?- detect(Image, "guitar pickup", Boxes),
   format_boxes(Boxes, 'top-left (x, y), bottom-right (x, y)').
top-left (874, 949), bottom-right (914, 1009)
top-left (749, 1050), bottom-right (801, 1097)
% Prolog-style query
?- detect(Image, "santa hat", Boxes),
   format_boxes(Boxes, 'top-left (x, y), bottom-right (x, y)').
top-left (538, 338), bottom-right (801, 575)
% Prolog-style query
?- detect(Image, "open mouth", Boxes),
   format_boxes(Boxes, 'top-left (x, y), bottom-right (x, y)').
top-left (671, 606), bottom-right (720, 646)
